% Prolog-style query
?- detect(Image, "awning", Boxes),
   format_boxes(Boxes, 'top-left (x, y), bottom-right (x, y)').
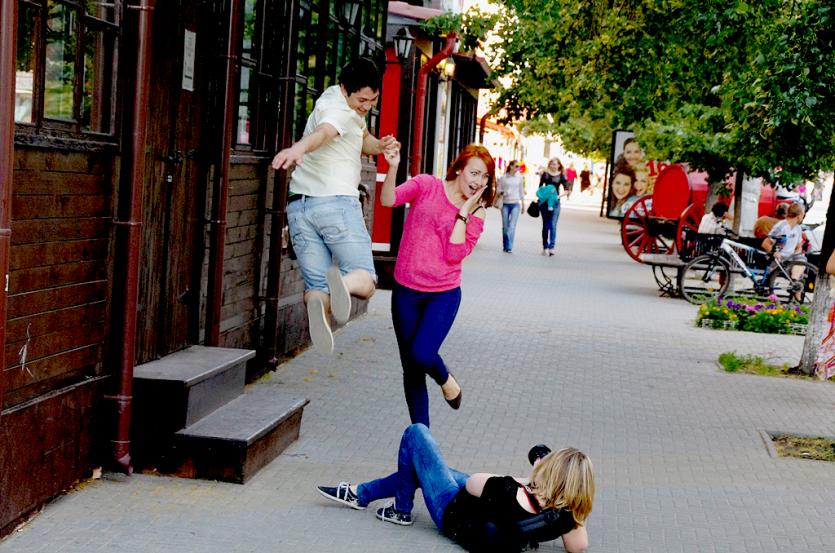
top-left (388, 1), bottom-right (443, 21)
top-left (452, 53), bottom-right (495, 89)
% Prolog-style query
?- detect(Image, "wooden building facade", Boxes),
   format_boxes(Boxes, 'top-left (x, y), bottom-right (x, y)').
top-left (0, 0), bottom-right (387, 536)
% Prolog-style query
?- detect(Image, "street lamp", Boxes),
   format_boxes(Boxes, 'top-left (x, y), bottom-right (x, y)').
top-left (436, 56), bottom-right (456, 80)
top-left (340, 0), bottom-right (361, 28)
top-left (392, 27), bottom-right (414, 62)
top-left (359, 25), bottom-right (374, 56)
top-left (442, 56), bottom-right (456, 78)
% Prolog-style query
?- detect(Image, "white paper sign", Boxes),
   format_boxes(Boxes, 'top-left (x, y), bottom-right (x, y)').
top-left (182, 30), bottom-right (196, 91)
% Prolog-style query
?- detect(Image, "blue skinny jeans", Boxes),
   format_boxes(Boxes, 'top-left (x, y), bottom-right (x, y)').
top-left (501, 202), bottom-right (521, 251)
top-left (541, 202), bottom-right (561, 249)
top-left (357, 423), bottom-right (468, 530)
top-left (391, 284), bottom-right (462, 427)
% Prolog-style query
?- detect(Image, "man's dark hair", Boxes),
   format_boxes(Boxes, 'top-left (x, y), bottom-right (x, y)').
top-left (339, 58), bottom-right (382, 94)
top-left (775, 203), bottom-right (788, 218)
top-left (711, 201), bottom-right (729, 217)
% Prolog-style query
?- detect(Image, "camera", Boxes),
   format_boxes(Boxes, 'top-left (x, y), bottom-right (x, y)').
top-left (527, 444), bottom-right (551, 466)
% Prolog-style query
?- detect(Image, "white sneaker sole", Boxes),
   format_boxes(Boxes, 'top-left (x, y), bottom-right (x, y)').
top-left (326, 266), bottom-right (351, 325)
top-left (307, 296), bottom-right (334, 355)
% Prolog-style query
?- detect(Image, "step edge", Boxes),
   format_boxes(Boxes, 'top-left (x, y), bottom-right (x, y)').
top-left (134, 347), bottom-right (256, 387)
top-left (175, 396), bottom-right (309, 446)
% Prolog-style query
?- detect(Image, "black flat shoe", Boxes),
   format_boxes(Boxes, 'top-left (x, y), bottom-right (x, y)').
top-left (443, 374), bottom-right (462, 410)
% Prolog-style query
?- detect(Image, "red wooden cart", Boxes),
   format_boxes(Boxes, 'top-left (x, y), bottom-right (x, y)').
top-left (620, 165), bottom-right (791, 262)
top-left (620, 164), bottom-right (710, 262)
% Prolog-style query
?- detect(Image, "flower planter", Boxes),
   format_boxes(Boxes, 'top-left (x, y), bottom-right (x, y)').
top-left (784, 323), bottom-right (807, 336)
top-left (699, 319), bottom-right (738, 330)
top-left (696, 296), bottom-right (810, 335)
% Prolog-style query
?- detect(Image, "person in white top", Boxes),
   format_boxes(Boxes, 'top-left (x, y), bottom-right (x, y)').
top-left (763, 202), bottom-right (808, 300)
top-left (272, 58), bottom-right (399, 354)
top-left (697, 202), bottom-right (730, 235)
top-left (497, 161), bottom-right (525, 252)
top-left (763, 202), bottom-right (806, 257)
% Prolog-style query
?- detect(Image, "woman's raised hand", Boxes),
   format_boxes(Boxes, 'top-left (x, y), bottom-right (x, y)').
top-left (383, 145), bottom-right (400, 166)
top-left (461, 185), bottom-right (487, 213)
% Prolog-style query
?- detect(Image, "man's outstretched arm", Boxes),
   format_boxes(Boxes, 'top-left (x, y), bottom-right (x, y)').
top-left (271, 123), bottom-right (339, 170)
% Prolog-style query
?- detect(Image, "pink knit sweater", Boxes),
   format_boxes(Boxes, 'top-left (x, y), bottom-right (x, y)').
top-left (393, 174), bottom-right (485, 292)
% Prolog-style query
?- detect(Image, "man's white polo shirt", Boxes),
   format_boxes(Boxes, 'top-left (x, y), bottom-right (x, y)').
top-left (289, 85), bottom-right (366, 198)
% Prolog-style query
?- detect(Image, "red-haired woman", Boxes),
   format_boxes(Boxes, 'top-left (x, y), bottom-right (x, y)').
top-left (380, 144), bottom-right (495, 426)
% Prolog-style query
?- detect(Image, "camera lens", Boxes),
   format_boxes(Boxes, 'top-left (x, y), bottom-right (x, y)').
top-left (528, 444), bottom-right (552, 465)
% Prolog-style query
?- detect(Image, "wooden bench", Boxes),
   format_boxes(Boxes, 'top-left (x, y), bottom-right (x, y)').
top-left (639, 253), bottom-right (686, 297)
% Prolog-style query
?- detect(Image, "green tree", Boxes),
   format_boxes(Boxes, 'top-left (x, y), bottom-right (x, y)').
top-left (490, 0), bottom-right (834, 373)
top-left (492, 0), bottom-right (834, 185)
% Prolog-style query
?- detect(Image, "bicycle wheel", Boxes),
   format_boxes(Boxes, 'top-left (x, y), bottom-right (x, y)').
top-left (679, 255), bottom-right (732, 305)
top-left (768, 261), bottom-right (818, 304)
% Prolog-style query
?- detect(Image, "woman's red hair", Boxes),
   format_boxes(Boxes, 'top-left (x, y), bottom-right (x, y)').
top-left (445, 144), bottom-right (496, 206)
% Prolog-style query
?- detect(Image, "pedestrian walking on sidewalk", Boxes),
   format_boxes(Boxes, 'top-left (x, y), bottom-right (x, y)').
top-left (271, 58), bottom-right (399, 355)
top-left (565, 162), bottom-right (577, 198)
top-left (537, 158), bottom-right (568, 256)
top-left (497, 160), bottom-right (525, 253)
top-left (316, 423), bottom-right (594, 553)
top-left (579, 164), bottom-right (591, 194)
top-left (379, 144), bottom-right (494, 426)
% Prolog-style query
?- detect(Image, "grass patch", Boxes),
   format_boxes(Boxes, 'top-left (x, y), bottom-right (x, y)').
top-left (718, 352), bottom-right (835, 382)
top-left (718, 352), bottom-right (790, 376)
top-left (772, 434), bottom-right (835, 462)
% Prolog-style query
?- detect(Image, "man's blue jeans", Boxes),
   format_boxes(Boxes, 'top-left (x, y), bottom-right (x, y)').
top-left (356, 424), bottom-right (468, 530)
top-left (541, 202), bottom-right (561, 249)
top-left (501, 202), bottom-right (521, 251)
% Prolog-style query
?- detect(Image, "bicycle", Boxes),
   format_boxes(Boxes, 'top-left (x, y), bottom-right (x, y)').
top-left (678, 232), bottom-right (818, 305)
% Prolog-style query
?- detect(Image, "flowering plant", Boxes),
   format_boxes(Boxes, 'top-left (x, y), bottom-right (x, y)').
top-left (696, 295), bottom-right (808, 334)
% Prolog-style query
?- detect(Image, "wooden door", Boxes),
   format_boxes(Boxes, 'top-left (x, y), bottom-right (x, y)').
top-left (135, 0), bottom-right (206, 362)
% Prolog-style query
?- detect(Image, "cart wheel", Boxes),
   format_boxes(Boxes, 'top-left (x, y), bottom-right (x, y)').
top-left (679, 254), bottom-right (732, 305)
top-left (768, 261), bottom-right (818, 305)
top-left (621, 196), bottom-right (674, 262)
top-left (676, 203), bottom-right (703, 252)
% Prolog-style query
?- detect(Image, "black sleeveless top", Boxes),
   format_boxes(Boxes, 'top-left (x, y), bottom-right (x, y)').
top-left (539, 171), bottom-right (566, 190)
top-left (441, 476), bottom-right (575, 552)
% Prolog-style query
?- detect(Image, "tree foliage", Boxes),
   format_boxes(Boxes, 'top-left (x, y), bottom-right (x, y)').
top-left (421, 8), bottom-right (499, 52)
top-left (490, 0), bottom-right (835, 184)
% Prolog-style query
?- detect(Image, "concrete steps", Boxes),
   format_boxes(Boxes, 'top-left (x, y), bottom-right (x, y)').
top-left (132, 345), bottom-right (308, 483)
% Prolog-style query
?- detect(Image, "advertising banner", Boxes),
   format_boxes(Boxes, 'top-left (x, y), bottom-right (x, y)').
top-left (606, 130), bottom-right (671, 219)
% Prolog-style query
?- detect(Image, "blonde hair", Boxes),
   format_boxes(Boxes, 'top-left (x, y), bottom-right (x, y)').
top-left (530, 447), bottom-right (595, 526)
top-left (787, 202), bottom-right (805, 219)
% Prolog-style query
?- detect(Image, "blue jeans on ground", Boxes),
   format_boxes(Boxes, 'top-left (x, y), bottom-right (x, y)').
top-left (357, 424), bottom-right (468, 530)
top-left (541, 202), bottom-right (561, 249)
top-left (286, 195), bottom-right (377, 292)
top-left (501, 202), bottom-right (521, 251)
top-left (391, 284), bottom-right (462, 427)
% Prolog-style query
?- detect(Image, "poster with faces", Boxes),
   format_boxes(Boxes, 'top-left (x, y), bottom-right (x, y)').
top-left (606, 130), bottom-right (671, 219)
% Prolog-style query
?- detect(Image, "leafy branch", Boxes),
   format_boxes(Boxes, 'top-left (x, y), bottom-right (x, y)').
top-left (421, 8), bottom-right (499, 52)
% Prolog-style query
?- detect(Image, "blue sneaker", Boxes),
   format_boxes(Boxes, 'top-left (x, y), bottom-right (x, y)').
top-left (376, 502), bottom-right (413, 526)
top-left (316, 482), bottom-right (364, 510)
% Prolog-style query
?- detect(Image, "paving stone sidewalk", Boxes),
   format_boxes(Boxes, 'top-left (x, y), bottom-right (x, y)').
top-left (2, 203), bottom-right (834, 553)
